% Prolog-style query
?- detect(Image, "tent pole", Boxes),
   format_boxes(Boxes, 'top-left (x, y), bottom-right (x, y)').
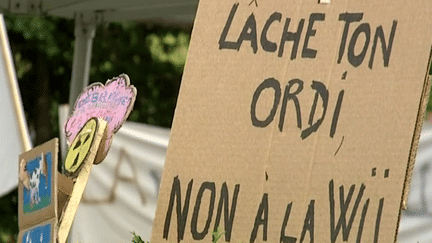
top-left (68, 13), bottom-right (97, 111)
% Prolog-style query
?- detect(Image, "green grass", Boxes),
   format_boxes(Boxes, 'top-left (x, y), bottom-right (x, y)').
top-left (23, 195), bottom-right (51, 213)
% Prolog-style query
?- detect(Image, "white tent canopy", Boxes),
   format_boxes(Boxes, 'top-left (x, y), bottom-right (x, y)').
top-left (0, 0), bottom-right (198, 23)
top-left (42, 0), bottom-right (198, 23)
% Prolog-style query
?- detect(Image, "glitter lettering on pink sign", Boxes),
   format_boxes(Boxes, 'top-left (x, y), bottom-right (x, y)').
top-left (64, 74), bottom-right (137, 164)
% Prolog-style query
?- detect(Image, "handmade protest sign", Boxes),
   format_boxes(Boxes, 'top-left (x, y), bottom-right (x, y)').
top-left (58, 118), bottom-right (108, 243)
top-left (17, 218), bottom-right (57, 243)
top-left (18, 138), bottom-right (74, 240)
top-left (152, 0), bottom-right (432, 242)
top-left (64, 74), bottom-right (136, 164)
top-left (58, 74), bottom-right (136, 242)
top-left (64, 118), bottom-right (103, 177)
top-left (18, 139), bottom-right (58, 230)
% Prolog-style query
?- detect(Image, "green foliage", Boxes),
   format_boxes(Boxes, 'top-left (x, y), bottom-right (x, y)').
top-left (89, 21), bottom-right (189, 128)
top-left (5, 15), bottom-right (75, 145)
top-left (212, 227), bottom-right (225, 243)
top-left (427, 60), bottom-right (432, 112)
top-left (0, 189), bottom-right (18, 243)
top-left (131, 232), bottom-right (148, 243)
top-left (130, 228), bottom-right (226, 243)
top-left (5, 15), bottom-right (190, 141)
top-left (0, 14), bottom-right (190, 242)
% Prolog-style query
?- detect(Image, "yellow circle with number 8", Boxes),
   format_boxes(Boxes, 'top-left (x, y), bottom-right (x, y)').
top-left (64, 118), bottom-right (98, 176)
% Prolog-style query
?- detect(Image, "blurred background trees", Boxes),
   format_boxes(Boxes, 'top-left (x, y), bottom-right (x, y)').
top-left (0, 15), bottom-right (190, 242)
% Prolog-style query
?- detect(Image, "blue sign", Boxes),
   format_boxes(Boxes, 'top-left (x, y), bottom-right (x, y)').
top-left (22, 222), bottom-right (52, 243)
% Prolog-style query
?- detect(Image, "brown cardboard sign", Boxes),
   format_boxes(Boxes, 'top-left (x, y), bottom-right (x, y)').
top-left (18, 139), bottom-right (59, 230)
top-left (152, 0), bottom-right (432, 242)
top-left (17, 218), bottom-right (57, 243)
top-left (18, 138), bottom-right (74, 233)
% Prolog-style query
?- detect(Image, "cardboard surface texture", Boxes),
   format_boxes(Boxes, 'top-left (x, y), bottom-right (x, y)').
top-left (57, 173), bottom-right (73, 221)
top-left (152, 0), bottom-right (432, 242)
top-left (18, 138), bottom-right (74, 241)
top-left (18, 139), bottom-right (59, 230)
top-left (17, 218), bottom-right (57, 243)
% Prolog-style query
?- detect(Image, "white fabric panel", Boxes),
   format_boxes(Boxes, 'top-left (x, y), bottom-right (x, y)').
top-left (0, 14), bottom-right (32, 197)
top-left (398, 121), bottom-right (432, 243)
top-left (0, 42), bottom-right (21, 196)
top-left (70, 122), bottom-right (169, 242)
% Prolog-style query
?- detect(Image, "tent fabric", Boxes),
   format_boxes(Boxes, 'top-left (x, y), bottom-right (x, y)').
top-left (398, 121), bottom-right (432, 243)
top-left (70, 121), bottom-right (169, 242)
top-left (0, 45), bottom-right (23, 196)
top-left (0, 0), bottom-right (199, 24)
top-left (0, 14), bottom-right (32, 197)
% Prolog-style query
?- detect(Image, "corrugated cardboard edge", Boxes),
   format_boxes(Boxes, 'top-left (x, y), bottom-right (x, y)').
top-left (395, 49), bottom-right (432, 243)
top-left (402, 74), bottom-right (432, 210)
top-left (57, 173), bottom-right (73, 222)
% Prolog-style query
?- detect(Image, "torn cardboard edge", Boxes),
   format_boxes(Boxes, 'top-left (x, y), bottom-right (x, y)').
top-left (401, 50), bottom-right (432, 209)
top-left (401, 74), bottom-right (432, 210)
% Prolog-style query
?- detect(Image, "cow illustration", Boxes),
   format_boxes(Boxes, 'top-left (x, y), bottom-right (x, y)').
top-left (20, 153), bottom-right (48, 208)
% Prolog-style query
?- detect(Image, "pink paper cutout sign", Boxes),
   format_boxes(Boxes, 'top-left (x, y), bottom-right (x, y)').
top-left (64, 74), bottom-right (136, 163)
